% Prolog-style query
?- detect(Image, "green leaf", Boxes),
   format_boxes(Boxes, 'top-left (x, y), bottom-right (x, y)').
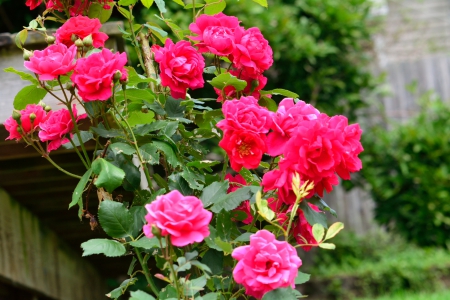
top-left (126, 67), bottom-right (156, 86)
top-left (324, 222), bottom-right (344, 240)
top-left (201, 249), bottom-right (223, 275)
top-left (318, 243), bottom-right (336, 250)
top-left (143, 24), bottom-right (167, 38)
top-left (111, 153), bottom-right (141, 192)
top-left (210, 186), bottom-right (251, 213)
top-left (144, 100), bottom-right (166, 116)
top-left (251, 0), bottom-right (268, 7)
top-left (184, 275), bottom-right (207, 297)
top-left (130, 206), bottom-right (146, 238)
top-left (214, 238), bottom-right (233, 254)
top-left (168, 173), bottom-right (193, 196)
top-left (258, 96), bottom-right (278, 112)
top-left (110, 142), bottom-right (137, 156)
top-left (256, 191), bottom-right (275, 221)
top-left (153, 140), bottom-right (179, 167)
top-left (107, 278), bottom-right (138, 299)
top-left (181, 169), bottom-right (204, 190)
top-left (15, 29), bottom-right (27, 49)
top-left (3, 67), bottom-right (38, 84)
top-left (140, 0), bottom-right (154, 8)
top-left (81, 239), bottom-right (126, 257)
top-left (200, 293), bottom-right (220, 300)
top-left (119, 88), bottom-right (155, 102)
top-left (117, 6), bottom-right (132, 19)
top-left (204, 0), bottom-right (226, 15)
top-left (312, 223), bottom-right (325, 243)
top-left (307, 197), bottom-right (337, 217)
top-left (159, 121), bottom-right (178, 137)
top-left (139, 143), bottom-right (160, 164)
top-left (92, 158), bottom-right (125, 193)
top-left (130, 290), bottom-right (156, 300)
top-left (299, 200), bottom-right (327, 228)
top-left (187, 160), bottom-right (220, 172)
top-left (126, 110), bottom-right (155, 127)
top-left (91, 124), bottom-right (124, 138)
top-left (13, 85), bottom-right (47, 110)
top-left (129, 236), bottom-right (164, 249)
top-left (119, 0), bottom-right (138, 5)
top-left (208, 73), bottom-right (247, 92)
top-left (165, 96), bottom-right (185, 116)
top-left (154, 0), bottom-right (167, 13)
top-left (70, 169), bottom-right (92, 209)
top-left (262, 287), bottom-right (297, 300)
top-left (295, 271), bottom-right (311, 285)
top-left (63, 131), bottom-right (93, 149)
top-left (172, 0), bottom-right (184, 6)
top-left (98, 200), bottom-right (133, 238)
top-left (200, 181), bottom-right (229, 208)
top-left (234, 232), bottom-right (252, 242)
top-left (88, 2), bottom-right (114, 23)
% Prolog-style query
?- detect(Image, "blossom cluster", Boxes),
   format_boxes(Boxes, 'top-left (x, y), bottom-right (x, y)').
top-left (26, 0), bottom-right (113, 15)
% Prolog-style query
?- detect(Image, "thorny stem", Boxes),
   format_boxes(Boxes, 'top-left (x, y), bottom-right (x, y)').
top-left (133, 247), bottom-right (160, 296)
top-left (138, 31), bottom-right (158, 91)
top-left (111, 97), bottom-right (154, 192)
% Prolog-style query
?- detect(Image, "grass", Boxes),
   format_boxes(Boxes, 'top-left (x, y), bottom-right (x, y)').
top-left (356, 289), bottom-right (450, 300)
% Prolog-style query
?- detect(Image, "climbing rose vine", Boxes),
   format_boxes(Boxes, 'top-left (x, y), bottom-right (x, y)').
top-left (5, 1), bottom-right (362, 299)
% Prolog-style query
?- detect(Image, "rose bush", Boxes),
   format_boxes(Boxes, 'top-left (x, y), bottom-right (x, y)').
top-left (5, 1), bottom-right (362, 299)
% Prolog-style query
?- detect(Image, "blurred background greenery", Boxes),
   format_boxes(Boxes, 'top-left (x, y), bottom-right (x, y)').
top-left (2, 0), bottom-right (450, 299)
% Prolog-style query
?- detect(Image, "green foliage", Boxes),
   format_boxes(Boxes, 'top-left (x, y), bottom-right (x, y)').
top-left (81, 239), bottom-right (127, 257)
top-left (307, 230), bottom-right (450, 299)
top-left (360, 99), bottom-right (450, 247)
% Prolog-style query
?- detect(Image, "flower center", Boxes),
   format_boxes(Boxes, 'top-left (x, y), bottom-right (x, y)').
top-left (238, 142), bottom-right (251, 157)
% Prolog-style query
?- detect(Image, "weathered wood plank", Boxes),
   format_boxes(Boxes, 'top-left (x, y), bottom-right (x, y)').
top-left (0, 188), bottom-right (106, 300)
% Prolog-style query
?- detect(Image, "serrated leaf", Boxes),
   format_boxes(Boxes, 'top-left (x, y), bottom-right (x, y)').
top-left (126, 67), bottom-right (157, 86)
top-left (251, 0), bottom-right (268, 7)
top-left (318, 243), bottom-right (336, 250)
top-left (211, 186), bottom-right (251, 213)
top-left (295, 271), bottom-right (310, 285)
top-left (4, 67), bottom-right (38, 84)
top-left (234, 232), bottom-right (252, 242)
top-left (312, 223), bottom-right (325, 243)
top-left (200, 181), bottom-right (229, 208)
top-left (139, 143), bottom-right (160, 164)
top-left (208, 73), bottom-right (247, 91)
top-left (204, 0), bottom-right (226, 15)
top-left (299, 200), bottom-right (327, 228)
top-left (91, 124), bottom-right (124, 138)
top-left (144, 100), bottom-right (166, 116)
top-left (258, 96), bottom-right (278, 112)
top-left (110, 142), bottom-right (137, 156)
top-left (130, 290), bottom-right (156, 300)
top-left (168, 173), bottom-right (193, 196)
top-left (324, 222), bottom-right (344, 241)
top-left (92, 158), bottom-right (125, 193)
top-left (153, 140), bottom-right (179, 166)
top-left (15, 29), bottom-right (27, 49)
top-left (107, 278), bottom-right (138, 299)
top-left (187, 160), bottom-right (220, 172)
top-left (81, 239), bottom-right (126, 257)
top-left (126, 111), bottom-right (155, 127)
top-left (154, 0), bottom-right (167, 13)
top-left (13, 85), bottom-right (47, 110)
top-left (129, 236), bottom-right (165, 249)
top-left (63, 131), bottom-right (93, 149)
top-left (184, 275), bottom-right (207, 297)
top-left (140, 0), bottom-right (154, 8)
top-left (98, 200), bottom-right (133, 238)
top-left (262, 287), bottom-right (297, 300)
top-left (181, 169), bottom-right (204, 190)
top-left (159, 121), bottom-right (178, 137)
top-left (70, 169), bottom-right (92, 209)
top-left (165, 96), bottom-right (185, 116)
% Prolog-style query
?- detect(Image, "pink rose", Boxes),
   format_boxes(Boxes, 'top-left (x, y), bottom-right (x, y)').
top-left (215, 70), bottom-right (267, 102)
top-left (217, 96), bottom-right (273, 134)
top-left (232, 230), bottom-right (302, 299)
top-left (232, 27), bottom-right (273, 76)
top-left (71, 48), bottom-right (128, 101)
top-left (26, 0), bottom-right (43, 10)
top-left (219, 130), bottom-right (266, 172)
top-left (24, 44), bottom-right (77, 81)
top-left (5, 104), bottom-right (49, 141)
top-left (225, 174), bottom-right (253, 224)
top-left (267, 98), bottom-right (321, 156)
top-left (152, 39), bottom-right (205, 99)
top-left (189, 13), bottom-right (241, 56)
top-left (55, 16), bottom-right (108, 47)
top-left (143, 190), bottom-right (212, 247)
top-left (38, 104), bottom-right (87, 152)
